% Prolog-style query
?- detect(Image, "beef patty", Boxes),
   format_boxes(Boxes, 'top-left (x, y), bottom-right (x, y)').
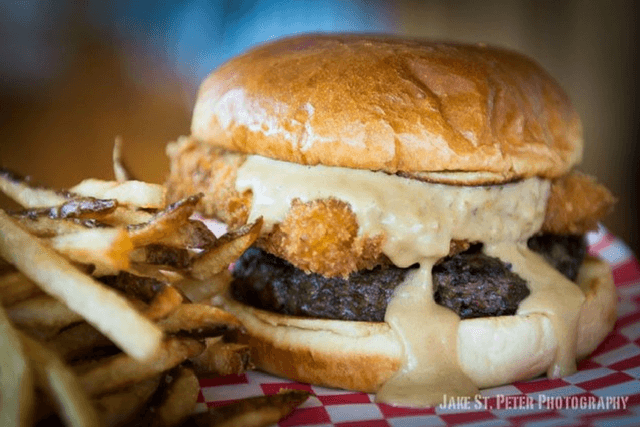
top-left (231, 234), bottom-right (586, 322)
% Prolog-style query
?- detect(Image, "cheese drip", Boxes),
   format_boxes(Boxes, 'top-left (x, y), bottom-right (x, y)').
top-left (484, 243), bottom-right (585, 378)
top-left (377, 263), bottom-right (478, 405)
top-left (235, 155), bottom-right (582, 406)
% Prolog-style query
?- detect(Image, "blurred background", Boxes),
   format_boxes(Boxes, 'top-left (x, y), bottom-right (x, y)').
top-left (1, 0), bottom-right (638, 253)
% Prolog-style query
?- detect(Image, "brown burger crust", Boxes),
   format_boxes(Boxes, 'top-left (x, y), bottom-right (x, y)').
top-left (222, 256), bottom-right (616, 392)
top-left (192, 34), bottom-right (582, 179)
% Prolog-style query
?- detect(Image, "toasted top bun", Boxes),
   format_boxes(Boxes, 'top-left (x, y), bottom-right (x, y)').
top-left (192, 34), bottom-right (583, 181)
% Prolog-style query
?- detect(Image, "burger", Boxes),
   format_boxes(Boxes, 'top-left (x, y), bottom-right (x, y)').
top-left (166, 34), bottom-right (617, 406)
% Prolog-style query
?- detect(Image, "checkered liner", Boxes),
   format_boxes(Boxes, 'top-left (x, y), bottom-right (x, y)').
top-left (198, 225), bottom-right (640, 426)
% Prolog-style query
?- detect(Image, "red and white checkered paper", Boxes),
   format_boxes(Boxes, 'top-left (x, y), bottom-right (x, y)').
top-left (197, 225), bottom-right (640, 426)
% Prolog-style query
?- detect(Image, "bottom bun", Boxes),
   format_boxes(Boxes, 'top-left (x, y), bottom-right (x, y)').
top-left (222, 256), bottom-right (617, 393)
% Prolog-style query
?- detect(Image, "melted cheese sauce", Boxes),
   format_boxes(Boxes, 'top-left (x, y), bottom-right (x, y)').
top-left (376, 264), bottom-right (479, 406)
top-left (236, 155), bottom-right (583, 406)
top-left (484, 243), bottom-right (585, 378)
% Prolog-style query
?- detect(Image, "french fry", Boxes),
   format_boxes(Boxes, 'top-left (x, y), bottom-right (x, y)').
top-left (0, 168), bottom-right (71, 208)
top-left (94, 376), bottom-right (160, 427)
top-left (0, 210), bottom-right (163, 361)
top-left (127, 194), bottom-right (202, 247)
top-left (187, 389), bottom-right (311, 427)
top-left (157, 304), bottom-right (242, 338)
top-left (12, 215), bottom-right (107, 238)
top-left (99, 271), bottom-right (166, 303)
top-left (145, 366), bottom-right (200, 427)
top-left (172, 270), bottom-right (232, 303)
top-left (103, 206), bottom-right (155, 227)
top-left (0, 161), bottom-right (279, 427)
top-left (130, 245), bottom-right (192, 269)
top-left (77, 337), bottom-right (205, 396)
top-left (29, 390), bottom-right (59, 425)
top-left (191, 338), bottom-right (254, 376)
top-left (14, 197), bottom-right (118, 220)
top-left (173, 219), bottom-right (218, 249)
top-left (0, 271), bottom-right (43, 307)
top-left (70, 179), bottom-right (165, 209)
top-left (47, 228), bottom-right (133, 275)
top-left (20, 332), bottom-right (101, 427)
top-left (127, 263), bottom-right (187, 284)
top-left (46, 322), bottom-right (115, 363)
top-left (144, 285), bottom-right (184, 321)
top-left (0, 305), bottom-right (35, 427)
top-left (112, 136), bottom-right (134, 183)
top-left (0, 257), bottom-right (14, 274)
top-left (190, 218), bottom-right (262, 280)
top-left (7, 295), bottom-right (84, 337)
top-left (172, 270), bottom-right (232, 304)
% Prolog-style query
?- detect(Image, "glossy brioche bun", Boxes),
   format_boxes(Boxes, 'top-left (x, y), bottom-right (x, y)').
top-left (222, 256), bottom-right (616, 392)
top-left (192, 34), bottom-right (583, 182)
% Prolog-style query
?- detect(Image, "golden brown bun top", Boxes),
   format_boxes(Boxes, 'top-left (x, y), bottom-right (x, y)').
top-left (192, 34), bottom-right (583, 180)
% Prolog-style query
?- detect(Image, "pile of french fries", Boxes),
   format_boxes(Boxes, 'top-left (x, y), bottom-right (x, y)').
top-left (0, 143), bottom-right (309, 427)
